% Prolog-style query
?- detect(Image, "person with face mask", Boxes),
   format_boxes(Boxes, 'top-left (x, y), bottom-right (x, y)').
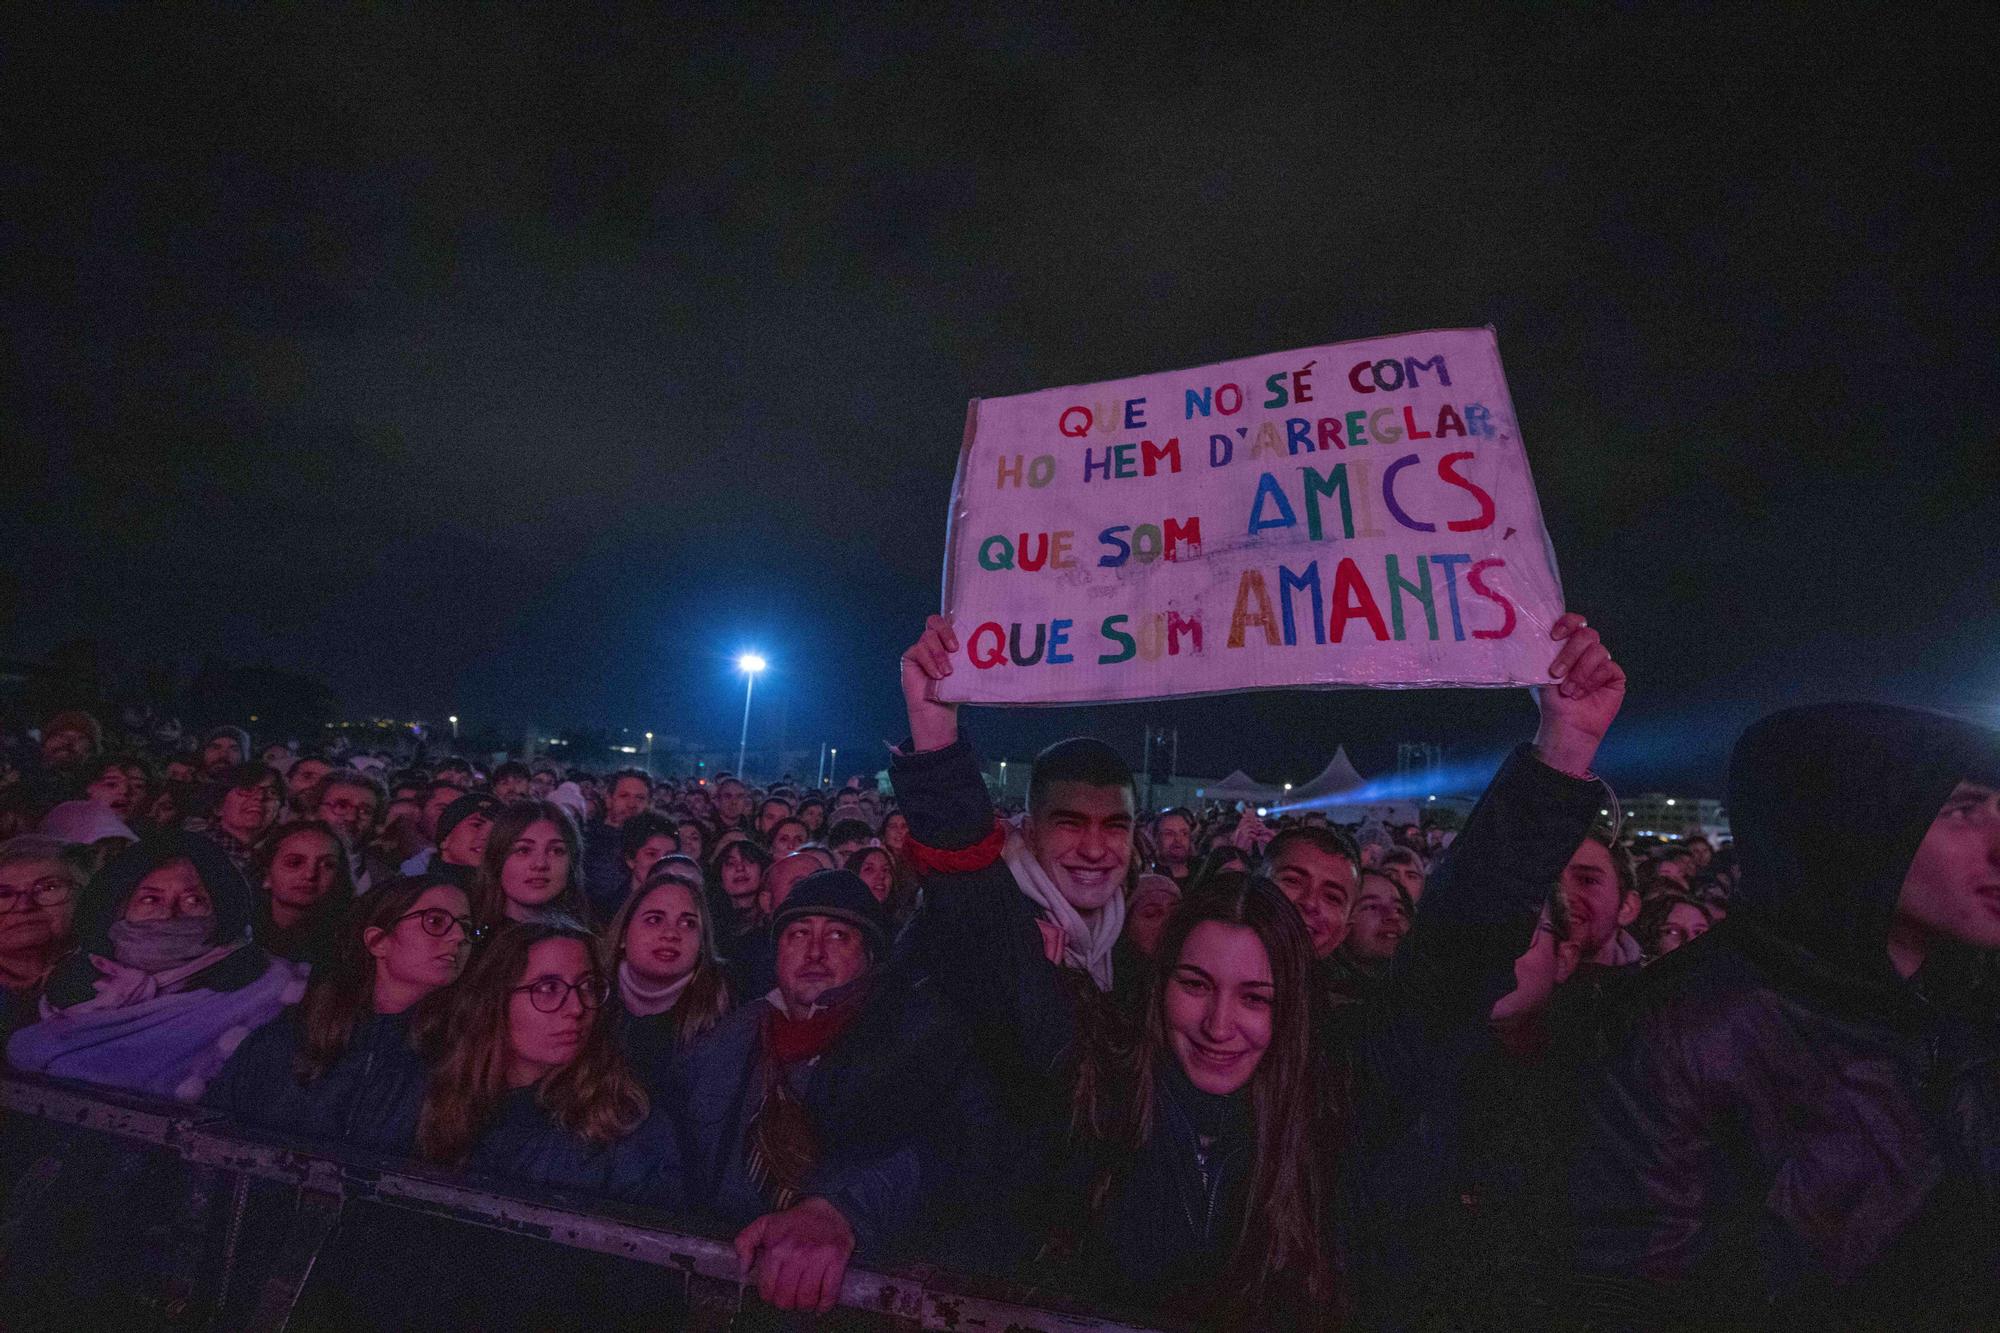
top-left (6, 832), bottom-right (303, 1100)
top-left (1572, 704), bottom-right (2000, 1329)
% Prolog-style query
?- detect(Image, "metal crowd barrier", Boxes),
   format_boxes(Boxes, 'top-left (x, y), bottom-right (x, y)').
top-left (0, 1072), bottom-right (1161, 1332)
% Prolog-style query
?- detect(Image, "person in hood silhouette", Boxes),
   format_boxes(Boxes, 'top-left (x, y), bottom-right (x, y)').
top-left (1570, 702), bottom-right (2000, 1330)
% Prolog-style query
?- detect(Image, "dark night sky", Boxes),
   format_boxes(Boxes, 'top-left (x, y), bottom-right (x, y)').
top-left (5, 6), bottom-right (1996, 792)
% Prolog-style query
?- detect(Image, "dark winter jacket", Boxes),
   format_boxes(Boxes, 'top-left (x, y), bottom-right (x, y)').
top-left (203, 1007), bottom-right (428, 1154)
top-left (670, 966), bottom-right (1000, 1260)
top-left (581, 819), bottom-right (629, 921)
top-left (467, 1087), bottom-right (686, 1208)
top-left (1570, 703), bottom-right (2000, 1330)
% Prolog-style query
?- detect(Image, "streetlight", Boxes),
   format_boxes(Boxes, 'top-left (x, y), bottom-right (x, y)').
top-left (643, 731), bottom-right (654, 772)
top-left (735, 654), bottom-right (767, 779)
top-left (999, 760), bottom-right (1008, 794)
top-left (829, 746), bottom-right (838, 783)
top-left (448, 715), bottom-right (459, 740)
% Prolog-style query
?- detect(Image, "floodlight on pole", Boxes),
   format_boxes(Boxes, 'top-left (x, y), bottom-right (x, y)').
top-left (735, 654), bottom-right (768, 778)
top-left (448, 715), bottom-right (459, 740)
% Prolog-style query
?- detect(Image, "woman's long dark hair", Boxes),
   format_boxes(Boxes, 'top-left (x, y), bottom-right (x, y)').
top-left (294, 874), bottom-right (460, 1085)
top-left (1081, 872), bottom-right (1340, 1321)
top-left (600, 865), bottom-right (732, 1047)
top-left (470, 800), bottom-right (594, 930)
top-left (703, 837), bottom-right (771, 938)
top-left (417, 917), bottom-right (646, 1166)
top-left (250, 819), bottom-right (355, 968)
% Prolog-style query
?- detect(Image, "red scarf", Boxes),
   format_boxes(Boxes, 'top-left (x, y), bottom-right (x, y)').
top-left (760, 979), bottom-right (871, 1066)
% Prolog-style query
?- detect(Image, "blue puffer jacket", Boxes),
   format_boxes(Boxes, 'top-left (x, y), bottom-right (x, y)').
top-left (204, 1007), bottom-right (428, 1154)
top-left (1571, 703), bottom-right (2000, 1329)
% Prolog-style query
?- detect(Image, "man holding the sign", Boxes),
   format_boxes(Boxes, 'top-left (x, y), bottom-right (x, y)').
top-left (894, 601), bottom-right (1627, 1319)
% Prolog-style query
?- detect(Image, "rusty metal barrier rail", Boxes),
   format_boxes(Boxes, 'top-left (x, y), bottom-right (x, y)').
top-left (0, 1071), bottom-right (1162, 1332)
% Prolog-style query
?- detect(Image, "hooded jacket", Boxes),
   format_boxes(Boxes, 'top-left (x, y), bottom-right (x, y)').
top-left (1571, 703), bottom-right (2000, 1329)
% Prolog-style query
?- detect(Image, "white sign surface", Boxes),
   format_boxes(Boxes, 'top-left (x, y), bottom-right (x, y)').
top-left (936, 327), bottom-right (1564, 704)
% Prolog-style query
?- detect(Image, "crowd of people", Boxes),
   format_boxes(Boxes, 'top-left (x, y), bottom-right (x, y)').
top-left (1, 610), bottom-right (1995, 1330)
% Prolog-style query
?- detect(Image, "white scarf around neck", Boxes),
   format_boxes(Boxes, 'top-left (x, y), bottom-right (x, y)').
top-left (617, 960), bottom-right (693, 1017)
top-left (1001, 818), bottom-right (1124, 992)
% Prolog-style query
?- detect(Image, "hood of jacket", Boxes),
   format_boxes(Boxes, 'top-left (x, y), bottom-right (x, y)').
top-left (1727, 702), bottom-right (2000, 989)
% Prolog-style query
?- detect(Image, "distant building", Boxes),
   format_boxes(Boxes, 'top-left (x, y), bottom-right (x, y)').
top-left (1624, 792), bottom-right (1729, 840)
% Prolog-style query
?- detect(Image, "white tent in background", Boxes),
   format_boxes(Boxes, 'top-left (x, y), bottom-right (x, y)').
top-left (1197, 770), bottom-right (1284, 803)
top-left (1285, 746), bottom-right (1368, 801)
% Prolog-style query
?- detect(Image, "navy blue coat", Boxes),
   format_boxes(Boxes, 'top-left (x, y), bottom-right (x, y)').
top-left (204, 1007), bottom-right (428, 1154)
top-left (671, 968), bottom-right (1000, 1260)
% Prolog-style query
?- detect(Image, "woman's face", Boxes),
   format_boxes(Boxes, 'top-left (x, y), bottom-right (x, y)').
top-left (367, 883), bottom-right (472, 1007)
top-left (881, 813), bottom-right (908, 852)
top-left (799, 804), bottom-right (826, 835)
top-left (1163, 921), bottom-right (1275, 1095)
top-left (1656, 901), bottom-right (1710, 955)
top-left (626, 834), bottom-right (678, 889)
top-left (717, 846), bottom-right (762, 904)
top-left (770, 821), bottom-right (809, 859)
top-left (125, 859), bottom-right (213, 921)
top-left (267, 829), bottom-right (341, 915)
top-left (507, 936), bottom-right (599, 1085)
top-left (0, 857), bottom-right (77, 955)
top-left (501, 819), bottom-right (572, 914)
top-left (676, 822), bottom-right (706, 863)
top-left (623, 881), bottom-right (703, 986)
top-left (852, 850), bottom-right (893, 903)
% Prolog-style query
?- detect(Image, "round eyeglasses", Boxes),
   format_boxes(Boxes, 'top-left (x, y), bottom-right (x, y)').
top-left (510, 975), bottom-right (609, 1013)
top-left (0, 877), bottom-right (74, 914)
top-left (391, 907), bottom-right (485, 941)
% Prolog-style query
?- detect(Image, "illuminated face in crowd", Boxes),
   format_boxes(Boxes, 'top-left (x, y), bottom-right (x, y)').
top-left (505, 936), bottom-right (601, 1086)
top-left (1344, 872), bottom-right (1410, 964)
top-left (607, 776), bottom-right (651, 827)
top-left (366, 883), bottom-right (472, 1012)
top-left (1154, 813), bottom-right (1194, 869)
top-left (625, 833), bottom-right (678, 890)
top-left (676, 821), bottom-right (707, 865)
top-left (1892, 782), bottom-right (2000, 966)
top-left (716, 780), bottom-right (751, 826)
top-left (528, 769), bottom-right (557, 800)
top-left (0, 856), bottom-right (78, 959)
top-left (756, 798), bottom-right (792, 839)
top-left (1164, 921), bottom-right (1274, 1095)
top-left (493, 770), bottom-right (530, 804)
top-left (265, 827), bottom-right (341, 924)
top-left (218, 775), bottom-right (282, 842)
top-left (438, 808), bottom-right (494, 868)
top-left (1026, 781), bottom-right (1135, 911)
top-left (201, 733), bottom-right (244, 779)
top-left (500, 819), bottom-right (573, 921)
top-left (1266, 841), bottom-right (1356, 959)
top-left (769, 819), bottom-right (810, 860)
top-left (622, 880), bottom-right (703, 986)
top-left (86, 764), bottom-right (136, 818)
top-left (125, 859), bottom-right (213, 921)
top-left (1655, 900), bottom-right (1711, 955)
top-left (716, 844), bottom-right (764, 911)
top-left (1558, 839), bottom-right (1631, 958)
top-left (316, 782), bottom-right (380, 850)
top-left (877, 812), bottom-right (906, 853)
top-left (1124, 882), bottom-right (1178, 958)
top-left (41, 726), bottom-right (94, 769)
top-left (775, 915), bottom-right (869, 1011)
top-left (850, 849), bottom-right (893, 904)
top-left (286, 758), bottom-right (331, 814)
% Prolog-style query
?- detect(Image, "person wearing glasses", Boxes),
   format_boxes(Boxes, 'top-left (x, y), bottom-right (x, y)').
top-left (413, 918), bottom-right (684, 1205)
top-left (0, 835), bottom-right (83, 1040)
top-left (7, 832), bottom-right (302, 1100)
top-left (205, 873), bottom-right (476, 1149)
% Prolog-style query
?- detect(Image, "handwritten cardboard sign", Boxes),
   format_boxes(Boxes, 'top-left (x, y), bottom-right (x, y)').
top-left (935, 327), bottom-right (1564, 705)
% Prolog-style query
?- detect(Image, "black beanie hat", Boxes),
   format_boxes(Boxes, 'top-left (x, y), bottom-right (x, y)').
top-left (771, 869), bottom-right (889, 958)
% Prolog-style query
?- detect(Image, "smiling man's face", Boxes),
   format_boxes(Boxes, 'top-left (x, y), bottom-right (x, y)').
top-left (1026, 780), bottom-right (1134, 911)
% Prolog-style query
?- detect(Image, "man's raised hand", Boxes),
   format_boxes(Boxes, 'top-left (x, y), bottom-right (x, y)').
top-left (900, 614), bottom-right (961, 752)
top-left (1531, 612), bottom-right (1626, 777)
